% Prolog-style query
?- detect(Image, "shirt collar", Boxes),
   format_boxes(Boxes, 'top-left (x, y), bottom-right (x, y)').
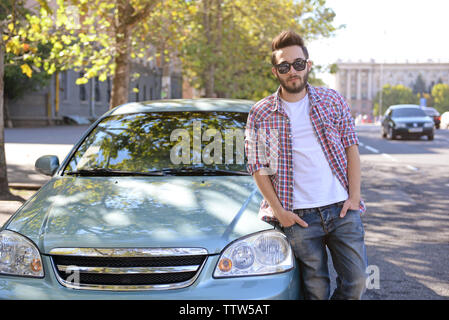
top-left (271, 83), bottom-right (321, 113)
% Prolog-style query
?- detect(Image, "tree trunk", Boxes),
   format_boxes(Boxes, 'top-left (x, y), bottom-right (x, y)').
top-left (109, 2), bottom-right (132, 109)
top-left (203, 0), bottom-right (214, 97)
top-left (0, 43), bottom-right (11, 197)
top-left (4, 98), bottom-right (13, 128)
top-left (160, 42), bottom-right (171, 99)
top-left (202, 0), bottom-right (222, 98)
top-left (110, 33), bottom-right (131, 109)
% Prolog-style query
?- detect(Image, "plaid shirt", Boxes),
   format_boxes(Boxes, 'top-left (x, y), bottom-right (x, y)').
top-left (245, 84), bottom-right (366, 222)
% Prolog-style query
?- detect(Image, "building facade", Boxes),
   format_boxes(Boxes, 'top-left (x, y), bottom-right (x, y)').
top-left (335, 60), bottom-right (449, 116)
top-left (6, 63), bottom-right (182, 127)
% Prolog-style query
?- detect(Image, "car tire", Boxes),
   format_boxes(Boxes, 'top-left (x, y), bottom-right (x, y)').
top-left (387, 127), bottom-right (396, 140)
top-left (428, 134), bottom-right (434, 141)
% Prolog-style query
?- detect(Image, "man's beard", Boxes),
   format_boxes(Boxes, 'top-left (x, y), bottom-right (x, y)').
top-left (277, 71), bottom-right (309, 94)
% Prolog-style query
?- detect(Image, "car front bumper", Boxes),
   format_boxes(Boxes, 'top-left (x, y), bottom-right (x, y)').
top-left (394, 127), bottom-right (434, 136)
top-left (0, 255), bottom-right (301, 300)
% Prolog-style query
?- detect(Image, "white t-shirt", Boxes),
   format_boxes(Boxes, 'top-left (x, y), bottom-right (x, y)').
top-left (281, 95), bottom-right (348, 209)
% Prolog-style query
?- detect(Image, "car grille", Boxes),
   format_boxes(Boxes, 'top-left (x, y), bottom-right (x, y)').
top-left (404, 122), bottom-right (424, 128)
top-left (49, 248), bottom-right (208, 291)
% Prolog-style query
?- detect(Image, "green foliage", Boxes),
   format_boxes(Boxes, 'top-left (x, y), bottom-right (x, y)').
top-left (329, 63), bottom-right (338, 74)
top-left (1, 0), bottom-right (45, 79)
top-left (22, 0), bottom-right (338, 102)
top-left (3, 42), bottom-right (52, 100)
top-left (4, 63), bottom-right (50, 100)
top-left (412, 74), bottom-right (427, 95)
top-left (373, 84), bottom-right (418, 116)
top-left (431, 83), bottom-right (449, 113)
top-left (181, 0), bottom-right (340, 100)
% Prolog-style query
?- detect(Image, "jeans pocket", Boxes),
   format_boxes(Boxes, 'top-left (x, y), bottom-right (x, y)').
top-left (348, 208), bottom-right (362, 217)
top-left (281, 223), bottom-right (297, 236)
top-left (347, 209), bottom-right (365, 236)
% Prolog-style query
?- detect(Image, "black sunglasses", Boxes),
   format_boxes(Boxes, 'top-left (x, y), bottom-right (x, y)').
top-left (274, 58), bottom-right (308, 74)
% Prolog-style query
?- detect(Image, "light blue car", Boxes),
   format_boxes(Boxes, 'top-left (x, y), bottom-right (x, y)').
top-left (0, 99), bottom-right (300, 299)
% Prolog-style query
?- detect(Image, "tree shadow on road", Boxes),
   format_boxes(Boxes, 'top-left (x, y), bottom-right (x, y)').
top-left (360, 161), bottom-right (449, 299)
top-left (363, 241), bottom-right (449, 300)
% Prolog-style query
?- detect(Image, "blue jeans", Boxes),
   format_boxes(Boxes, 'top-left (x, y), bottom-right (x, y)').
top-left (281, 201), bottom-right (368, 300)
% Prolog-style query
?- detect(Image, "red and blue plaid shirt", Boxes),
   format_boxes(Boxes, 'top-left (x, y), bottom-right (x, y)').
top-left (245, 84), bottom-right (366, 222)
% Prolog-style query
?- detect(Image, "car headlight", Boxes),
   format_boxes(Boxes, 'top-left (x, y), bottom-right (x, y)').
top-left (395, 122), bottom-right (406, 128)
top-left (0, 230), bottom-right (44, 277)
top-left (424, 122), bottom-right (434, 128)
top-left (214, 230), bottom-right (294, 278)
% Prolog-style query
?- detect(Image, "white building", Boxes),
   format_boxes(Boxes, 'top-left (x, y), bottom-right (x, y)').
top-left (335, 60), bottom-right (449, 116)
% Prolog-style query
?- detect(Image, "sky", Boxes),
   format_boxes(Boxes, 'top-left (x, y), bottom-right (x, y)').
top-left (307, 0), bottom-right (449, 87)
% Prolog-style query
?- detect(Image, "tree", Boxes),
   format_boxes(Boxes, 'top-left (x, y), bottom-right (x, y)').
top-left (137, 0), bottom-right (194, 99)
top-left (181, 0), bottom-right (340, 100)
top-left (30, 0), bottom-right (197, 109)
top-left (373, 84), bottom-right (418, 116)
top-left (431, 83), bottom-right (449, 113)
top-left (412, 74), bottom-right (427, 95)
top-left (0, 0), bottom-right (48, 199)
top-left (4, 59), bottom-right (50, 102)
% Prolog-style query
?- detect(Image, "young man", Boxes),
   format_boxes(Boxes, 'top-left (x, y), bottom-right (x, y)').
top-left (245, 30), bottom-right (368, 300)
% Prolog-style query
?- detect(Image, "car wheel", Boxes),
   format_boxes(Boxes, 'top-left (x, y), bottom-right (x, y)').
top-left (387, 127), bottom-right (396, 140)
top-left (428, 134), bottom-right (434, 141)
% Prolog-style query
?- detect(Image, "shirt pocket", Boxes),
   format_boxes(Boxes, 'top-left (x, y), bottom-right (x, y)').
top-left (257, 121), bottom-right (281, 168)
top-left (323, 121), bottom-right (341, 145)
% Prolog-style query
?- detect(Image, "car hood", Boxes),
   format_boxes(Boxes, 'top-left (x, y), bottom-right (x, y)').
top-left (5, 176), bottom-right (270, 254)
top-left (392, 116), bottom-right (432, 123)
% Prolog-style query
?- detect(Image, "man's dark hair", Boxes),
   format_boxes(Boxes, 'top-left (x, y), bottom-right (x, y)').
top-left (271, 30), bottom-right (309, 65)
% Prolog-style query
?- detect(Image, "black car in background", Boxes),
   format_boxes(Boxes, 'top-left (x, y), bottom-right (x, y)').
top-left (381, 105), bottom-right (435, 140)
top-left (422, 107), bottom-right (441, 129)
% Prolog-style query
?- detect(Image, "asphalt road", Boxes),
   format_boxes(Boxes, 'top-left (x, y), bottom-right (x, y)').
top-left (2, 124), bottom-right (449, 299)
top-left (355, 125), bottom-right (449, 299)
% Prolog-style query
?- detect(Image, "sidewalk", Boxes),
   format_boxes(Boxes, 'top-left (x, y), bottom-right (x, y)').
top-left (1, 125), bottom-right (90, 226)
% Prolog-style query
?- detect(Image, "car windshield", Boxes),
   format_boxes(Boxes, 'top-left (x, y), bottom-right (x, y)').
top-left (64, 111), bottom-right (249, 176)
top-left (391, 108), bottom-right (427, 118)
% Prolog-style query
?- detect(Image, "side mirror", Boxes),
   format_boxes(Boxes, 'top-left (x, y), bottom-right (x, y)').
top-left (35, 155), bottom-right (60, 176)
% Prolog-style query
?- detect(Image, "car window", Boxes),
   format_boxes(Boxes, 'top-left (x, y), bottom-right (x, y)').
top-left (424, 109), bottom-right (438, 116)
top-left (64, 111), bottom-right (249, 174)
top-left (391, 108), bottom-right (427, 117)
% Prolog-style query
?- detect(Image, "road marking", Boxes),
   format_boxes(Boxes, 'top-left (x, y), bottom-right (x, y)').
top-left (359, 142), bottom-right (365, 147)
top-left (362, 143), bottom-right (419, 171)
top-left (381, 153), bottom-right (399, 162)
top-left (437, 137), bottom-right (449, 143)
top-left (365, 145), bottom-right (379, 153)
top-left (446, 184), bottom-right (449, 187)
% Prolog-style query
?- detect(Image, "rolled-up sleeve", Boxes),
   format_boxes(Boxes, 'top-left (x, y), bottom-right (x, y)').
top-left (337, 94), bottom-right (359, 148)
top-left (245, 108), bottom-right (270, 175)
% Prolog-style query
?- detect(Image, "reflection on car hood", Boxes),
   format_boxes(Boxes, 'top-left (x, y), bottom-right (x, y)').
top-left (6, 176), bottom-right (270, 254)
top-left (392, 116), bottom-right (432, 122)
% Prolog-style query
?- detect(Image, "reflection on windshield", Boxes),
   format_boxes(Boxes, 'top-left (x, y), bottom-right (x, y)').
top-left (65, 112), bottom-right (248, 174)
top-left (392, 108), bottom-right (427, 118)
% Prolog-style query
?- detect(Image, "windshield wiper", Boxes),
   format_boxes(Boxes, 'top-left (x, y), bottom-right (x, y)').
top-left (65, 168), bottom-right (167, 176)
top-left (65, 167), bottom-right (249, 177)
top-left (154, 167), bottom-right (250, 176)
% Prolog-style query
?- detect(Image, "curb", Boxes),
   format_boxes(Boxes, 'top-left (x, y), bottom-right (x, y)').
top-left (9, 183), bottom-right (43, 191)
